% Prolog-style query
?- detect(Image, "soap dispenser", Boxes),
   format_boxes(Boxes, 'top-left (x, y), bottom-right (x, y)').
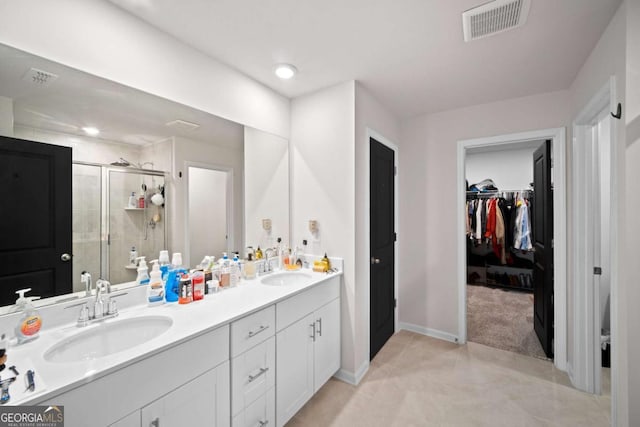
top-left (148, 260), bottom-right (164, 305)
top-left (14, 288), bottom-right (42, 344)
top-left (136, 257), bottom-right (150, 285)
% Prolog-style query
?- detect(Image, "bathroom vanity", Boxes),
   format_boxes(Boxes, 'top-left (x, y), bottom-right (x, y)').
top-left (6, 267), bottom-right (342, 427)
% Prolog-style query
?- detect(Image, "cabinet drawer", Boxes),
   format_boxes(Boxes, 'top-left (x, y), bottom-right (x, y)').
top-left (231, 336), bottom-right (275, 416)
top-left (231, 305), bottom-right (275, 357)
top-left (232, 387), bottom-right (275, 427)
top-left (276, 276), bottom-right (340, 331)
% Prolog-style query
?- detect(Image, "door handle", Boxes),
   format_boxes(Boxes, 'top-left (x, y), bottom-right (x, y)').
top-left (310, 323), bottom-right (316, 341)
top-left (248, 367), bottom-right (270, 383)
top-left (316, 318), bottom-right (322, 337)
top-left (61, 253), bottom-right (71, 262)
top-left (371, 257), bottom-right (380, 265)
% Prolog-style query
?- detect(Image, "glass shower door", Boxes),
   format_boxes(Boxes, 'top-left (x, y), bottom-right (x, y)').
top-left (107, 169), bottom-right (166, 284)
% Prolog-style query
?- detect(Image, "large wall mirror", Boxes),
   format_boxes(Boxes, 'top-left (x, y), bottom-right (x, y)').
top-left (0, 43), bottom-right (289, 309)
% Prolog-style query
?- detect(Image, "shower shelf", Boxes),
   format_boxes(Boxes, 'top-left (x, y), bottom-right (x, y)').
top-left (124, 207), bottom-right (145, 211)
top-left (124, 265), bottom-right (137, 270)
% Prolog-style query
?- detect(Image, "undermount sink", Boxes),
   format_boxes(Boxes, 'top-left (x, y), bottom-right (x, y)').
top-left (44, 315), bottom-right (173, 363)
top-left (261, 272), bottom-right (312, 286)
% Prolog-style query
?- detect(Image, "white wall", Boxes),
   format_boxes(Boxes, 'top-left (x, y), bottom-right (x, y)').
top-left (0, 0), bottom-right (290, 139)
top-left (625, 1), bottom-right (640, 425)
top-left (399, 90), bottom-right (570, 337)
top-left (14, 126), bottom-right (142, 165)
top-left (568, 3), bottom-right (627, 423)
top-left (291, 81), bottom-right (356, 374)
top-left (354, 82), bottom-right (400, 378)
top-left (166, 134), bottom-right (244, 268)
top-left (465, 146), bottom-right (538, 191)
top-left (244, 127), bottom-right (290, 250)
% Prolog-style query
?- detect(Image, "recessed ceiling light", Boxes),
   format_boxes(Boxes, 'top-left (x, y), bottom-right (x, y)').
top-left (274, 63), bottom-right (297, 80)
top-left (82, 126), bottom-right (100, 136)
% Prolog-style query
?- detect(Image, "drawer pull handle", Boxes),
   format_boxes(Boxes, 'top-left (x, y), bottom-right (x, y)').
top-left (248, 367), bottom-right (270, 383)
top-left (258, 421), bottom-right (269, 427)
top-left (248, 325), bottom-right (269, 338)
top-left (316, 318), bottom-right (322, 337)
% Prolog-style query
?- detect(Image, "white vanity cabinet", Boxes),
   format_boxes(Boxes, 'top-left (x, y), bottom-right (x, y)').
top-left (275, 276), bottom-right (341, 427)
top-left (40, 326), bottom-right (230, 427)
top-left (230, 306), bottom-right (276, 427)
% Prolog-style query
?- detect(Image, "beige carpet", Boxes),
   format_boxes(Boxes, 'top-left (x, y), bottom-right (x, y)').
top-left (467, 283), bottom-right (548, 360)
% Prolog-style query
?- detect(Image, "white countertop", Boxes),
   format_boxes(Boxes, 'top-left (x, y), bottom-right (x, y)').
top-left (5, 268), bottom-right (342, 405)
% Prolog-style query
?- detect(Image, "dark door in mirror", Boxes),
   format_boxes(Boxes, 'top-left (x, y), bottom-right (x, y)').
top-left (0, 136), bottom-right (72, 305)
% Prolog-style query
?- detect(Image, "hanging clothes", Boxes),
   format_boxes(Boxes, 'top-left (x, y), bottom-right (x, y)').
top-left (513, 195), bottom-right (533, 251)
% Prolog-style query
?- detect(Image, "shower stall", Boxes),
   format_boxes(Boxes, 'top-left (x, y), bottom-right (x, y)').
top-left (72, 162), bottom-right (168, 291)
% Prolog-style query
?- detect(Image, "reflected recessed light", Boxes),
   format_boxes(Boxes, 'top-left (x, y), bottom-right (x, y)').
top-left (82, 126), bottom-right (100, 136)
top-left (274, 63), bottom-right (297, 80)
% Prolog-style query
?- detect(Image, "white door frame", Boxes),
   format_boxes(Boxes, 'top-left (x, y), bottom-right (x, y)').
top-left (184, 161), bottom-right (234, 267)
top-left (456, 127), bottom-right (567, 372)
top-left (570, 76), bottom-right (618, 410)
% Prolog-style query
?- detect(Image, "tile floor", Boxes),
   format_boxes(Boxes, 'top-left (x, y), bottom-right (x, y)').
top-left (286, 330), bottom-right (611, 426)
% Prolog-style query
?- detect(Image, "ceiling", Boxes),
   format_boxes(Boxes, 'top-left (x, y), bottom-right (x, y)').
top-left (0, 44), bottom-right (242, 147)
top-left (108, 0), bottom-right (621, 119)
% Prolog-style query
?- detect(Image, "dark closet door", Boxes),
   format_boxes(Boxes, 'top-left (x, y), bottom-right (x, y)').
top-left (533, 139), bottom-right (554, 358)
top-left (370, 138), bottom-right (395, 360)
top-left (0, 136), bottom-right (72, 305)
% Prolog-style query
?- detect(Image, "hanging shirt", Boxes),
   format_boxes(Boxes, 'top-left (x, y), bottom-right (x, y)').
top-left (494, 203), bottom-right (506, 264)
top-left (475, 199), bottom-right (483, 240)
top-left (519, 201), bottom-right (533, 250)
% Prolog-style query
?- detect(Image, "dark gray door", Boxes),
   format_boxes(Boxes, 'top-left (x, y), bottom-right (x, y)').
top-left (370, 138), bottom-right (395, 360)
top-left (533, 139), bottom-right (554, 358)
top-left (0, 136), bottom-right (72, 305)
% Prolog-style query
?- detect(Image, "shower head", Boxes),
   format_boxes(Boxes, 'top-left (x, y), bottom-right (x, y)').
top-left (110, 157), bottom-right (131, 167)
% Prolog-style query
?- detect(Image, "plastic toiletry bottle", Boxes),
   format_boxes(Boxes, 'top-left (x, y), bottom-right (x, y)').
top-left (148, 260), bottom-right (164, 305)
top-left (159, 250), bottom-right (170, 267)
top-left (192, 270), bottom-right (204, 301)
top-left (129, 247), bottom-right (138, 266)
top-left (322, 253), bottom-right (331, 271)
top-left (14, 288), bottom-right (42, 344)
top-left (171, 252), bottom-right (183, 269)
top-left (220, 252), bottom-right (229, 267)
top-left (128, 192), bottom-right (137, 208)
top-left (244, 253), bottom-right (256, 279)
top-left (301, 240), bottom-right (309, 268)
top-left (138, 194), bottom-right (145, 208)
top-left (178, 273), bottom-right (192, 304)
top-left (136, 257), bottom-right (150, 286)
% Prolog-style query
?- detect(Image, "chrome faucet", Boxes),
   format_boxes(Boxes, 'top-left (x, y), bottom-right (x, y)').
top-left (80, 271), bottom-right (92, 297)
top-left (261, 248), bottom-right (277, 274)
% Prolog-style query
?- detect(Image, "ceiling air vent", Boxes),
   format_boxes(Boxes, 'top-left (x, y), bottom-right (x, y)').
top-left (165, 119), bottom-right (200, 131)
top-left (22, 67), bottom-right (59, 86)
top-left (462, 0), bottom-right (531, 42)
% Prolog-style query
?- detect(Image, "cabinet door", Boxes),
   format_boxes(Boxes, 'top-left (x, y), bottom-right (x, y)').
top-left (276, 313), bottom-right (314, 427)
top-left (313, 298), bottom-right (341, 393)
top-left (141, 361), bottom-right (230, 427)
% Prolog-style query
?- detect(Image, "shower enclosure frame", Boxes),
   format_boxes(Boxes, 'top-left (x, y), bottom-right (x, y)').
top-left (73, 161), bottom-right (168, 282)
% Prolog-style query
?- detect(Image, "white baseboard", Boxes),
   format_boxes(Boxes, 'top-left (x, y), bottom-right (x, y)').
top-left (566, 361), bottom-right (575, 386)
top-left (398, 322), bottom-right (459, 344)
top-left (333, 359), bottom-right (369, 386)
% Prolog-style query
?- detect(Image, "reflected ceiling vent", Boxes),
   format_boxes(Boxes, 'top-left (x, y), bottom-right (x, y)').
top-left (22, 67), bottom-right (59, 86)
top-left (462, 0), bottom-right (531, 42)
top-left (165, 119), bottom-right (200, 131)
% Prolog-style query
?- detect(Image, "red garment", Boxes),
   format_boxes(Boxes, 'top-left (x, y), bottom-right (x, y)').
top-left (484, 198), bottom-right (496, 240)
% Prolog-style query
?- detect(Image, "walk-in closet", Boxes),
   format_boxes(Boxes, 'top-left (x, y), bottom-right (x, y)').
top-left (465, 140), bottom-right (551, 360)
